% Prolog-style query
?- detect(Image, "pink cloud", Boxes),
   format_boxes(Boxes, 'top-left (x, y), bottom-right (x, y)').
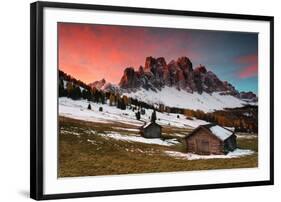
top-left (236, 54), bottom-right (258, 78)
top-left (238, 65), bottom-right (258, 78)
top-left (58, 23), bottom-right (199, 84)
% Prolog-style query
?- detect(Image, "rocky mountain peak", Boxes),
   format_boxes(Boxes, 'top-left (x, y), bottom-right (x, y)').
top-left (138, 65), bottom-right (144, 74)
top-left (156, 57), bottom-right (167, 67)
top-left (194, 64), bottom-right (207, 74)
top-left (144, 56), bottom-right (156, 71)
top-left (89, 78), bottom-right (106, 90)
top-left (119, 67), bottom-right (139, 89)
top-left (90, 56), bottom-right (256, 101)
top-left (177, 56), bottom-right (193, 72)
top-left (239, 91), bottom-right (257, 101)
top-left (118, 56), bottom-right (240, 94)
top-left (144, 56), bottom-right (167, 74)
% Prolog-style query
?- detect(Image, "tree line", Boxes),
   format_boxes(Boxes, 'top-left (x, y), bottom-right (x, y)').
top-left (59, 70), bottom-right (152, 114)
top-left (59, 70), bottom-right (257, 132)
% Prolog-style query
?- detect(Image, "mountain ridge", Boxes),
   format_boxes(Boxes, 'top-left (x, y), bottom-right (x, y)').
top-left (88, 56), bottom-right (257, 101)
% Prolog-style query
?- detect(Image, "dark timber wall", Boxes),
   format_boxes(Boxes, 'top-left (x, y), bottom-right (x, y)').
top-left (186, 128), bottom-right (224, 155)
top-left (142, 123), bottom-right (161, 138)
top-left (224, 135), bottom-right (237, 152)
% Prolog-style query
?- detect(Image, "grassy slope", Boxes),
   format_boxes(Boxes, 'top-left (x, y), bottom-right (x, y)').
top-left (59, 116), bottom-right (258, 177)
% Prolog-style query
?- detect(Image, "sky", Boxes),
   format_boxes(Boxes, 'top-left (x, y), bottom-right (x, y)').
top-left (58, 23), bottom-right (258, 93)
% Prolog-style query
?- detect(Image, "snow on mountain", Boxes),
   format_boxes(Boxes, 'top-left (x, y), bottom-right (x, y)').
top-left (88, 78), bottom-right (106, 90)
top-left (62, 79), bottom-right (86, 91)
top-left (86, 56), bottom-right (257, 112)
top-left (88, 78), bottom-right (119, 92)
top-left (59, 97), bottom-right (208, 128)
top-left (62, 55), bottom-right (258, 113)
top-left (122, 86), bottom-right (248, 112)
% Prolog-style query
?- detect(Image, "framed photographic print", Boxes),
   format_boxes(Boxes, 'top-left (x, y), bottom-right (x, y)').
top-left (30, 1), bottom-right (274, 200)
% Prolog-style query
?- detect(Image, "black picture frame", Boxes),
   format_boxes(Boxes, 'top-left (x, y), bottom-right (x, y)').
top-left (30, 1), bottom-right (274, 200)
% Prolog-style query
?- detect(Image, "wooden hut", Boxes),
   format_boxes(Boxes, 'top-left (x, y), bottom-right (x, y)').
top-left (185, 124), bottom-right (237, 155)
top-left (140, 122), bottom-right (162, 138)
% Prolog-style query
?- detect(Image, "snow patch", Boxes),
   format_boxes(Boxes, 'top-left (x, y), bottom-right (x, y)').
top-left (165, 149), bottom-right (255, 160)
top-left (97, 131), bottom-right (179, 146)
top-left (63, 80), bottom-right (67, 88)
top-left (112, 127), bottom-right (139, 132)
top-left (60, 129), bottom-right (80, 136)
top-left (87, 139), bottom-right (96, 144)
top-left (236, 134), bottom-right (258, 139)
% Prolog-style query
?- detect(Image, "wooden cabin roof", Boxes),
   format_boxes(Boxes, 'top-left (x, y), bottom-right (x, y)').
top-left (141, 121), bottom-right (161, 129)
top-left (186, 124), bottom-right (234, 141)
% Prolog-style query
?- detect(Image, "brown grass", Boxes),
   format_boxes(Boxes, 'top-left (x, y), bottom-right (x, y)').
top-left (58, 116), bottom-right (258, 177)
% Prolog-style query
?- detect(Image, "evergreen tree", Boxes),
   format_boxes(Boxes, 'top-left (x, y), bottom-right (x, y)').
top-left (100, 92), bottom-right (105, 104)
top-left (59, 79), bottom-right (67, 97)
top-left (66, 82), bottom-right (74, 97)
top-left (122, 95), bottom-right (129, 106)
top-left (109, 94), bottom-right (115, 106)
top-left (82, 89), bottom-right (91, 100)
top-left (135, 111), bottom-right (141, 120)
top-left (70, 86), bottom-right (82, 100)
top-left (116, 97), bottom-right (121, 109)
top-left (87, 103), bottom-right (91, 110)
top-left (151, 110), bottom-right (157, 122)
top-left (120, 98), bottom-right (126, 110)
top-left (140, 108), bottom-right (145, 115)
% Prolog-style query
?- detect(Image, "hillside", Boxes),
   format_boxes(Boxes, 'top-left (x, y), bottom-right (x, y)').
top-left (122, 86), bottom-right (248, 112)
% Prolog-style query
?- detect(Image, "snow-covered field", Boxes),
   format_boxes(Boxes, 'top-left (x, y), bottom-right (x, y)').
top-left (59, 97), bottom-right (208, 128)
top-left (123, 86), bottom-right (253, 112)
top-left (59, 97), bottom-right (256, 162)
top-left (95, 131), bottom-right (179, 146)
top-left (164, 149), bottom-right (255, 160)
top-left (61, 120), bottom-right (255, 161)
top-left (236, 133), bottom-right (258, 139)
top-left (61, 124), bottom-right (255, 160)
